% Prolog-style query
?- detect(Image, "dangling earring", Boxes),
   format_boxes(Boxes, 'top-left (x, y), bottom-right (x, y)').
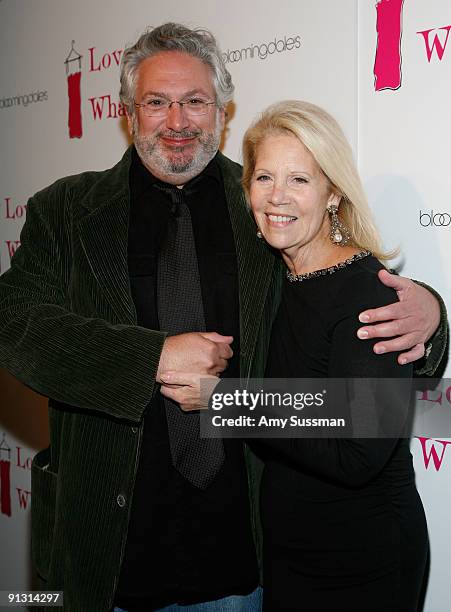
top-left (327, 205), bottom-right (350, 246)
top-left (256, 230), bottom-right (263, 239)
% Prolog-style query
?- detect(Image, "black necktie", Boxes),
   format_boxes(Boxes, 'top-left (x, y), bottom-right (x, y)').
top-left (155, 183), bottom-right (225, 489)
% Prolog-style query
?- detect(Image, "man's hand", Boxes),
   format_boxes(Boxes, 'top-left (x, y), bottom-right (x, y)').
top-left (357, 269), bottom-right (440, 365)
top-left (156, 332), bottom-right (233, 382)
top-left (160, 371), bottom-right (219, 411)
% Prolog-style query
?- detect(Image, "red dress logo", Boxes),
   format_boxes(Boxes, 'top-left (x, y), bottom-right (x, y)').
top-left (374, 0), bottom-right (405, 91)
top-left (65, 41), bottom-right (83, 139)
top-left (0, 433), bottom-right (11, 517)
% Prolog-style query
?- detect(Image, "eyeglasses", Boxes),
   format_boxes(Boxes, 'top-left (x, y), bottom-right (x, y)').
top-left (134, 97), bottom-right (217, 117)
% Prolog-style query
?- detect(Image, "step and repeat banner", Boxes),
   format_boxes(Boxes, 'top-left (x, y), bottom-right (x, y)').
top-left (0, 1), bottom-right (449, 610)
top-left (359, 2), bottom-right (451, 609)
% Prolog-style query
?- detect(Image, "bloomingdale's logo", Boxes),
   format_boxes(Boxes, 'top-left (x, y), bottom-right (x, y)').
top-left (419, 210), bottom-right (451, 227)
top-left (222, 33), bottom-right (301, 64)
top-left (0, 90), bottom-right (48, 111)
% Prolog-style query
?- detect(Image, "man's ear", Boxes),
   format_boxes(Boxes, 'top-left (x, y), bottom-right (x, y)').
top-left (218, 107), bottom-right (226, 132)
top-left (125, 109), bottom-right (134, 137)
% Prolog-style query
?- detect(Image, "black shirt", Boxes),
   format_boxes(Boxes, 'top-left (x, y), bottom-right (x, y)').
top-left (114, 148), bottom-right (259, 611)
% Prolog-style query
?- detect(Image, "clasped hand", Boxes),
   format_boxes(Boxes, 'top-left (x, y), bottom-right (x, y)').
top-left (157, 331), bottom-right (230, 411)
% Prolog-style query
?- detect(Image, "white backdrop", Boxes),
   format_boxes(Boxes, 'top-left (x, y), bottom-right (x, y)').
top-left (0, 1), bottom-right (449, 610)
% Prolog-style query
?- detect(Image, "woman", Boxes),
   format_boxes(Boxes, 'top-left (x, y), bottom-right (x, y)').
top-left (241, 100), bottom-right (428, 612)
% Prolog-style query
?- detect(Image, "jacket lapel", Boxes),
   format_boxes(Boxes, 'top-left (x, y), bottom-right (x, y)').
top-left (218, 153), bottom-right (276, 377)
top-left (76, 149), bottom-right (276, 348)
top-left (77, 149), bottom-right (137, 325)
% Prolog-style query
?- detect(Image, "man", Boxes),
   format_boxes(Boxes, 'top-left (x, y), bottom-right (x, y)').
top-left (0, 23), bottom-right (446, 612)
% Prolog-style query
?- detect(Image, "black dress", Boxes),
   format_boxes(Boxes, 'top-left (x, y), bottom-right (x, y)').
top-left (260, 253), bottom-right (428, 612)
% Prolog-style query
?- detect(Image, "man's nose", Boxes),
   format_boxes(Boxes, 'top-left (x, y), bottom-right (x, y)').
top-left (165, 102), bottom-right (190, 132)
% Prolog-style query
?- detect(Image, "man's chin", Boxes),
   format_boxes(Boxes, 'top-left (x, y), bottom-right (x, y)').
top-left (149, 157), bottom-right (201, 185)
top-left (165, 155), bottom-right (196, 174)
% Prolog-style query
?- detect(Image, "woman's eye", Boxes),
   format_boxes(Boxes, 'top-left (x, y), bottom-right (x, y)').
top-left (292, 176), bottom-right (307, 184)
top-left (256, 175), bottom-right (271, 182)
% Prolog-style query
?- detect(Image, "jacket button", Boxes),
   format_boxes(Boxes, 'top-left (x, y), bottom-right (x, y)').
top-left (117, 494), bottom-right (126, 508)
top-left (131, 427), bottom-right (138, 434)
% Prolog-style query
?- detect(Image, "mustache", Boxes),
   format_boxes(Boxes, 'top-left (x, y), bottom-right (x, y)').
top-left (158, 129), bottom-right (202, 139)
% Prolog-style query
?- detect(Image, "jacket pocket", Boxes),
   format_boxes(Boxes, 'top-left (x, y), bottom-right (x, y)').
top-left (31, 447), bottom-right (57, 581)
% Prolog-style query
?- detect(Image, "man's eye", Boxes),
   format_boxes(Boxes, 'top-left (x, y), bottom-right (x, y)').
top-left (186, 98), bottom-right (205, 106)
top-left (146, 99), bottom-right (166, 107)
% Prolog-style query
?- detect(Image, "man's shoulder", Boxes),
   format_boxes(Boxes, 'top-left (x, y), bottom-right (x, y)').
top-left (216, 151), bottom-right (243, 180)
top-left (32, 147), bottom-right (131, 209)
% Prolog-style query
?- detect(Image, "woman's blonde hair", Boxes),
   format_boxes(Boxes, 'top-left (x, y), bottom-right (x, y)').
top-left (242, 100), bottom-right (394, 260)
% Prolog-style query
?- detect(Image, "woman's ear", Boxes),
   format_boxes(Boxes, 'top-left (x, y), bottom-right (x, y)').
top-left (327, 191), bottom-right (342, 210)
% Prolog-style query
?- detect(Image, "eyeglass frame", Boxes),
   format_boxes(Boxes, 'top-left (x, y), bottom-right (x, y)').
top-left (134, 97), bottom-right (218, 117)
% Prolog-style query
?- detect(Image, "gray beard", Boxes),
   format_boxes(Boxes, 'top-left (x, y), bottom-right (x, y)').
top-left (133, 116), bottom-right (222, 183)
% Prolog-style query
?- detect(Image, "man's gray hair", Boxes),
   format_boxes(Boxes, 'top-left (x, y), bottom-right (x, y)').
top-left (120, 22), bottom-right (234, 114)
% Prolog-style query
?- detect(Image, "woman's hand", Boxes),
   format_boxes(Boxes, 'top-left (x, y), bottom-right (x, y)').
top-left (159, 371), bottom-right (220, 411)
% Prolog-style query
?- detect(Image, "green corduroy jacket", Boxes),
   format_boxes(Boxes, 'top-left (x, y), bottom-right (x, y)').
top-left (0, 148), bottom-right (282, 611)
top-left (0, 147), bottom-right (447, 611)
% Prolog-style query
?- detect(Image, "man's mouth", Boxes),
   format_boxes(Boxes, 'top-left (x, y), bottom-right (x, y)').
top-left (160, 132), bottom-right (200, 147)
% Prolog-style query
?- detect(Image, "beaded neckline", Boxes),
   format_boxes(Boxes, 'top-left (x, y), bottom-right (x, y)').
top-left (286, 250), bottom-right (372, 282)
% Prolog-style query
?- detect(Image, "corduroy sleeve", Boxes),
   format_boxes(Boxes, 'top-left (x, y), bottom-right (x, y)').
top-left (0, 185), bottom-right (166, 423)
top-left (413, 280), bottom-right (448, 377)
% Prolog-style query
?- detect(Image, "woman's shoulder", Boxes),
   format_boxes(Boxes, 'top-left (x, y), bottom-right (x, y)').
top-left (331, 254), bottom-right (398, 316)
top-left (353, 253), bottom-right (386, 277)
